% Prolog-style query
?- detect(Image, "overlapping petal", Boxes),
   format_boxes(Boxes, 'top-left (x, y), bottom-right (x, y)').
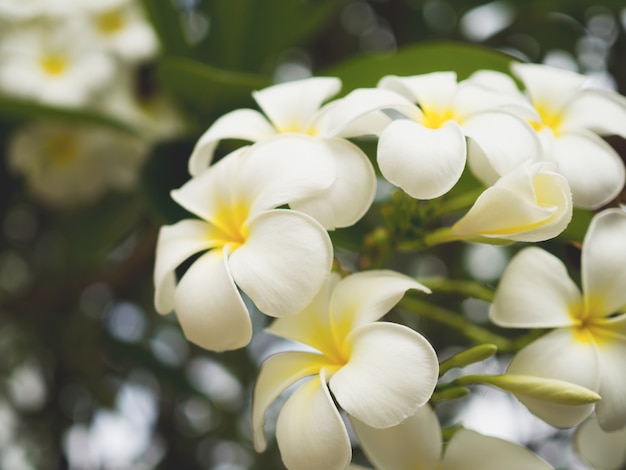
top-left (490, 247), bottom-right (582, 328)
top-left (275, 372), bottom-right (351, 470)
top-left (173, 248), bottom-right (252, 351)
top-left (563, 89), bottom-right (626, 138)
top-left (511, 63), bottom-right (586, 110)
top-left (378, 119), bottom-right (467, 199)
top-left (379, 72), bottom-right (457, 111)
top-left (329, 322), bottom-right (438, 428)
top-left (507, 328), bottom-right (599, 428)
top-left (575, 414), bottom-right (626, 470)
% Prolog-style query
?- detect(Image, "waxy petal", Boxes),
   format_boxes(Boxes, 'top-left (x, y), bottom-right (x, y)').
top-left (252, 351), bottom-right (330, 451)
top-left (328, 270), bottom-right (429, 338)
top-left (330, 322), bottom-right (438, 428)
top-left (188, 109), bottom-right (276, 176)
top-left (377, 119), bottom-right (466, 199)
top-left (253, 77), bottom-right (341, 132)
top-left (507, 328), bottom-right (599, 428)
top-left (276, 372), bottom-right (351, 470)
top-left (512, 63), bottom-right (586, 110)
top-left (153, 219), bottom-right (222, 314)
top-left (575, 414), bottom-right (626, 470)
top-left (351, 405), bottom-right (442, 470)
top-left (289, 138), bottom-right (376, 229)
top-left (378, 72), bottom-right (458, 112)
top-left (490, 247), bottom-right (582, 328)
top-left (583, 209), bottom-right (626, 316)
top-left (563, 89), bottom-right (626, 139)
top-left (443, 429), bottom-right (553, 470)
top-left (553, 131), bottom-right (625, 209)
top-left (229, 209), bottom-right (333, 318)
top-left (173, 248), bottom-right (251, 351)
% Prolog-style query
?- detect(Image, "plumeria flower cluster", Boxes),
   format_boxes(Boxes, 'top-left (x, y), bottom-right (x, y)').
top-left (154, 63), bottom-right (626, 469)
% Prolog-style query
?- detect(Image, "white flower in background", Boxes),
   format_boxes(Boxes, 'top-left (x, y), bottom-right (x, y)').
top-left (336, 71), bottom-right (539, 200)
top-left (252, 271), bottom-right (438, 470)
top-left (0, 0), bottom-right (77, 22)
top-left (81, 0), bottom-right (159, 63)
top-left (188, 76), bottom-right (378, 229)
top-left (8, 121), bottom-right (148, 207)
top-left (154, 137), bottom-right (336, 352)
top-left (351, 404), bottom-right (553, 470)
top-left (0, 20), bottom-right (115, 106)
top-left (490, 208), bottom-right (626, 430)
top-left (575, 414), bottom-right (626, 470)
top-left (451, 161), bottom-right (572, 242)
top-left (470, 64), bottom-right (626, 209)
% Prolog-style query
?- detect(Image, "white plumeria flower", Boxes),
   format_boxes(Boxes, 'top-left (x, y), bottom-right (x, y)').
top-left (252, 270), bottom-right (438, 470)
top-left (451, 160), bottom-right (572, 242)
top-left (469, 64), bottom-right (626, 209)
top-left (351, 404), bottom-right (553, 470)
top-left (0, 20), bottom-right (115, 106)
top-left (8, 121), bottom-right (148, 207)
top-left (335, 71), bottom-right (540, 200)
top-left (0, 0), bottom-right (77, 22)
top-left (490, 208), bottom-right (626, 430)
top-left (153, 137), bottom-right (336, 352)
top-left (575, 414), bottom-right (626, 470)
top-left (81, 0), bottom-right (159, 63)
top-left (187, 76), bottom-right (378, 229)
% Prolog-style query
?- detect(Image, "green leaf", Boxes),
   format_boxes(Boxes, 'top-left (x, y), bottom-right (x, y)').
top-left (141, 0), bottom-right (191, 58)
top-left (158, 57), bottom-right (270, 120)
top-left (559, 208), bottom-right (593, 243)
top-left (326, 41), bottom-right (519, 92)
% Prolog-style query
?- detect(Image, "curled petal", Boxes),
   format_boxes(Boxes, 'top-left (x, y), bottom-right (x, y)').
top-left (329, 270), bottom-right (429, 337)
top-left (377, 119), bottom-right (466, 199)
top-left (351, 405), bottom-right (442, 470)
top-left (583, 209), bottom-right (626, 316)
top-left (253, 77), bottom-right (341, 132)
top-left (507, 328), bottom-right (599, 428)
top-left (174, 249), bottom-right (251, 351)
top-left (229, 209), bottom-right (333, 318)
top-left (153, 220), bottom-right (222, 314)
top-left (289, 138), bottom-right (376, 229)
top-left (187, 109), bottom-right (276, 176)
top-left (444, 429), bottom-right (553, 470)
top-left (276, 371), bottom-right (351, 470)
top-left (330, 322), bottom-right (438, 428)
top-left (553, 131), bottom-right (625, 209)
top-left (252, 351), bottom-right (330, 451)
top-left (490, 247), bottom-right (582, 328)
top-left (575, 414), bottom-right (626, 470)
top-left (563, 89), bottom-right (626, 139)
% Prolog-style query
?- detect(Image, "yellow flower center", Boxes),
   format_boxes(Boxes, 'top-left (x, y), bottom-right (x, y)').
top-left (278, 123), bottom-right (318, 136)
top-left (421, 106), bottom-right (456, 129)
top-left (40, 55), bottom-right (67, 76)
top-left (97, 9), bottom-right (126, 35)
top-left (529, 102), bottom-right (563, 136)
top-left (45, 132), bottom-right (79, 167)
top-left (211, 201), bottom-right (250, 251)
top-left (569, 298), bottom-right (614, 346)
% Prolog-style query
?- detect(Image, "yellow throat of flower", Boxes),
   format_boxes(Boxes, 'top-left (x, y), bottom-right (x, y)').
top-left (212, 201), bottom-right (251, 251)
top-left (569, 298), bottom-right (615, 346)
top-left (40, 55), bottom-right (68, 76)
top-left (530, 102), bottom-right (563, 136)
top-left (421, 106), bottom-right (457, 129)
top-left (97, 9), bottom-right (126, 35)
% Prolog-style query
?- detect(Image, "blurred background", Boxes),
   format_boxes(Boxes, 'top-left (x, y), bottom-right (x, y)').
top-left (0, 0), bottom-right (625, 468)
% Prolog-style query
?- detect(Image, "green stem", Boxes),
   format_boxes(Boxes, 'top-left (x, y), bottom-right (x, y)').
top-left (399, 295), bottom-right (516, 352)
top-left (398, 226), bottom-right (464, 251)
top-left (418, 277), bottom-right (495, 302)
top-left (434, 188), bottom-right (483, 216)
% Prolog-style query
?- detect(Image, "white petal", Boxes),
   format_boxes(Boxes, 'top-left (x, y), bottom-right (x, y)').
top-left (329, 270), bottom-right (429, 335)
top-left (153, 220), bottom-right (221, 314)
top-left (583, 208), bottom-right (626, 316)
top-left (188, 109), bottom-right (276, 176)
top-left (490, 247), bottom-right (582, 328)
top-left (453, 82), bottom-right (536, 120)
top-left (229, 209), bottom-right (332, 318)
top-left (276, 372), bottom-right (351, 470)
top-left (173, 249), bottom-right (252, 351)
top-left (378, 72), bottom-right (458, 112)
top-left (468, 69), bottom-right (523, 97)
top-left (351, 405), bottom-right (442, 470)
top-left (289, 138), bottom-right (376, 229)
top-left (575, 414), bottom-right (626, 470)
top-left (507, 328), bottom-right (599, 428)
top-left (563, 89), bottom-right (626, 139)
top-left (443, 429), bottom-right (553, 470)
top-left (253, 77), bottom-right (341, 132)
top-left (463, 111), bottom-right (541, 177)
top-left (377, 120), bottom-right (467, 199)
top-left (252, 351), bottom-right (329, 451)
top-left (330, 323), bottom-right (438, 428)
top-left (553, 131), bottom-right (625, 209)
top-left (512, 63), bottom-right (586, 110)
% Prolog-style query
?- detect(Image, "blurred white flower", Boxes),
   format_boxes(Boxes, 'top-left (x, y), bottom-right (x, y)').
top-left (352, 404), bottom-right (552, 470)
top-left (0, 19), bottom-right (115, 106)
top-left (8, 121), bottom-right (148, 207)
top-left (153, 137), bottom-right (335, 352)
top-left (253, 271), bottom-right (438, 470)
top-left (575, 414), bottom-right (626, 470)
top-left (491, 208), bottom-right (626, 430)
top-left (0, 0), bottom-right (77, 22)
top-left (470, 64), bottom-right (626, 209)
